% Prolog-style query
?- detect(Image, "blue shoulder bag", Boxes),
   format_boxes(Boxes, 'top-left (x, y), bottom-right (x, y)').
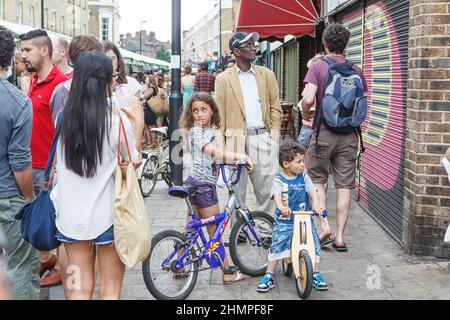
top-left (14, 118), bottom-right (62, 251)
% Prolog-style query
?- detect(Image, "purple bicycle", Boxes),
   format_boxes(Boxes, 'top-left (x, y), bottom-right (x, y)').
top-left (142, 163), bottom-right (275, 300)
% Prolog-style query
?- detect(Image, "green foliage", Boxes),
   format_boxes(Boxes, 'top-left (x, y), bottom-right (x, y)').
top-left (156, 48), bottom-right (170, 62)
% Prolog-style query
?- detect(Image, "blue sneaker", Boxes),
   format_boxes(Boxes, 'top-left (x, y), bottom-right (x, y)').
top-left (313, 272), bottom-right (328, 290)
top-left (256, 273), bottom-right (275, 293)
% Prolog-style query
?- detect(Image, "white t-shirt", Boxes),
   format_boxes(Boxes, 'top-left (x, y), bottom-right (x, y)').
top-left (116, 76), bottom-right (141, 98)
top-left (54, 112), bottom-right (139, 240)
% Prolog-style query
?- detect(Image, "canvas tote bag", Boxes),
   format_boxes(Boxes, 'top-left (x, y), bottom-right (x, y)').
top-left (113, 116), bottom-right (151, 268)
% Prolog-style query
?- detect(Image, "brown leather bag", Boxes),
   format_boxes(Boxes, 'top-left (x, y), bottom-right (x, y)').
top-left (148, 88), bottom-right (169, 115)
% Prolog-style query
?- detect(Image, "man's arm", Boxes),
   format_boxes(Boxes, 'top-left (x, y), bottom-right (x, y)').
top-left (13, 166), bottom-right (34, 201)
top-left (301, 83), bottom-right (318, 119)
top-left (9, 101), bottom-right (34, 200)
top-left (268, 71), bottom-right (283, 140)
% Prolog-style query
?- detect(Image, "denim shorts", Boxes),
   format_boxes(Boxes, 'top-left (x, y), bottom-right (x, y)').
top-left (56, 226), bottom-right (114, 245)
top-left (185, 176), bottom-right (218, 209)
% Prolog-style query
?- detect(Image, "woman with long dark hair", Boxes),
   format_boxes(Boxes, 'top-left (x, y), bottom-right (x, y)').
top-left (54, 51), bottom-right (144, 300)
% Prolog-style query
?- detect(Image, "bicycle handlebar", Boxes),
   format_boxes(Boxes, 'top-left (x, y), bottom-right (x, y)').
top-left (220, 163), bottom-right (245, 186)
top-left (292, 209), bottom-right (328, 218)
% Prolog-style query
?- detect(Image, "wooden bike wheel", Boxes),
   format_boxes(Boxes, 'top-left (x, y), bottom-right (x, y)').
top-left (294, 250), bottom-right (313, 299)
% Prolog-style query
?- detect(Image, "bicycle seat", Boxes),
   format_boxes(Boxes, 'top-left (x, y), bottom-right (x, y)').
top-left (168, 185), bottom-right (198, 198)
top-left (151, 127), bottom-right (168, 138)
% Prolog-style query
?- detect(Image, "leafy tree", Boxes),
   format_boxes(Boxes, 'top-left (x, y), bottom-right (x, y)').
top-left (156, 48), bottom-right (170, 62)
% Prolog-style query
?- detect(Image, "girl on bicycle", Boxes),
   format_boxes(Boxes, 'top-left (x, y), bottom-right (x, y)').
top-left (179, 92), bottom-right (254, 284)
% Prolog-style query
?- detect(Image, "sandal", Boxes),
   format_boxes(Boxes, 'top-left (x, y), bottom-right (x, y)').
top-left (223, 271), bottom-right (246, 285)
top-left (332, 242), bottom-right (348, 252)
top-left (320, 235), bottom-right (335, 247)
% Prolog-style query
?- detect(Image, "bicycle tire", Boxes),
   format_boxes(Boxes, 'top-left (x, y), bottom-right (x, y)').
top-left (294, 250), bottom-right (313, 300)
top-left (142, 230), bottom-right (198, 300)
top-left (229, 211), bottom-right (275, 277)
top-left (139, 156), bottom-right (158, 197)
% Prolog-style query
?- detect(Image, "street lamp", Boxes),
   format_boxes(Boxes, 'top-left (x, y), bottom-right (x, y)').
top-left (139, 20), bottom-right (148, 55)
top-left (41, 0), bottom-right (44, 29)
top-left (170, 0), bottom-right (183, 186)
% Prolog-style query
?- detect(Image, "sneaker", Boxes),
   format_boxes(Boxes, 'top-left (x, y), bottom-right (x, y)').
top-left (313, 272), bottom-right (328, 291)
top-left (256, 273), bottom-right (275, 293)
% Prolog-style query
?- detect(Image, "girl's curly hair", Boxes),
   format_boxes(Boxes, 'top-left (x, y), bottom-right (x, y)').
top-left (179, 92), bottom-right (221, 130)
top-left (0, 26), bottom-right (16, 70)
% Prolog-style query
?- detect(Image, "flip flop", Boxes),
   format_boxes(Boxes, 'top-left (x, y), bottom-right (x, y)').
top-left (332, 242), bottom-right (348, 252)
top-left (223, 271), bottom-right (246, 285)
top-left (320, 236), bottom-right (335, 247)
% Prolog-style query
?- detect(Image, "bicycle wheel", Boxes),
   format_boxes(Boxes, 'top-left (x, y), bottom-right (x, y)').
top-left (282, 258), bottom-right (293, 278)
top-left (229, 211), bottom-right (275, 277)
top-left (142, 230), bottom-right (198, 300)
top-left (139, 156), bottom-right (158, 197)
top-left (294, 250), bottom-right (313, 300)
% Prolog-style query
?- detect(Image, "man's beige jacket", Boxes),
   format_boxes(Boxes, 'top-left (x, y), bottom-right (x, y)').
top-left (214, 64), bottom-right (282, 154)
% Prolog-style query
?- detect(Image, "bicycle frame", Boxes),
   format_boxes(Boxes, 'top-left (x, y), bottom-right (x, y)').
top-left (163, 164), bottom-right (267, 272)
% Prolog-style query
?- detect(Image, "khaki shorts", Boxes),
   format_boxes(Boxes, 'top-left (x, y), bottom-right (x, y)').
top-left (306, 129), bottom-right (359, 189)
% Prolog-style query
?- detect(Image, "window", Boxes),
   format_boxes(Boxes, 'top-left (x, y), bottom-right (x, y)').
top-left (101, 17), bottom-right (110, 41)
top-left (16, 1), bottom-right (23, 24)
top-left (324, 0), bottom-right (352, 15)
top-left (28, 6), bottom-right (34, 26)
top-left (44, 8), bottom-right (48, 28)
top-left (68, 17), bottom-right (73, 36)
top-left (0, 0), bottom-right (4, 20)
top-left (52, 12), bottom-right (56, 30)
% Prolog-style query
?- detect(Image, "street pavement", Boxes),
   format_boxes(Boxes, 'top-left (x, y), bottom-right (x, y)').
top-left (45, 171), bottom-right (450, 300)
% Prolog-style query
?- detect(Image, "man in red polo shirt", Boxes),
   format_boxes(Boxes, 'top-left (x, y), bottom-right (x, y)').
top-left (20, 29), bottom-right (68, 194)
top-left (20, 29), bottom-right (67, 287)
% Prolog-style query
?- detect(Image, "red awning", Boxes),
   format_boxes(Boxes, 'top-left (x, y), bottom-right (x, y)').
top-left (235, 0), bottom-right (321, 42)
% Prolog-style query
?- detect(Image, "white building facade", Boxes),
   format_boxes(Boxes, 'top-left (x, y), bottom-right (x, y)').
top-left (88, 0), bottom-right (120, 43)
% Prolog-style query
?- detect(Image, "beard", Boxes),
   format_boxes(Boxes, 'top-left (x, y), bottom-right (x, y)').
top-left (26, 66), bottom-right (36, 73)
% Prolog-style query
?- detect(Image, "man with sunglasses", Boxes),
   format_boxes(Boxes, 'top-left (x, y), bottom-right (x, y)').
top-left (215, 32), bottom-right (282, 215)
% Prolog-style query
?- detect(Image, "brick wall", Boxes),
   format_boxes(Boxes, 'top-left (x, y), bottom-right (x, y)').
top-left (404, 0), bottom-right (450, 258)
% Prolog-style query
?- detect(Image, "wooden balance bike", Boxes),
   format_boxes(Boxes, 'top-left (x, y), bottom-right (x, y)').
top-left (281, 210), bottom-right (317, 300)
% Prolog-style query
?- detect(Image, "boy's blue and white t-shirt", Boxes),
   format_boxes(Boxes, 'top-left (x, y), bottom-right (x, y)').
top-left (272, 172), bottom-right (316, 222)
top-left (189, 126), bottom-right (219, 185)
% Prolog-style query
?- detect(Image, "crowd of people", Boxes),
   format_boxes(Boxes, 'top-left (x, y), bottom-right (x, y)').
top-left (5, 21), bottom-right (426, 300)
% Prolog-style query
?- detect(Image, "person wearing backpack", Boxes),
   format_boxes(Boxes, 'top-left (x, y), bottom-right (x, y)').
top-left (301, 23), bottom-right (368, 252)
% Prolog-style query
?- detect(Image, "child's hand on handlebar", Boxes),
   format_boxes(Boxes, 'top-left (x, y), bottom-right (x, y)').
top-left (280, 206), bottom-right (291, 217)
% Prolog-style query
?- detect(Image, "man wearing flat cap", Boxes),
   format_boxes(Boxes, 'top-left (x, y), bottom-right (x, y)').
top-left (215, 32), bottom-right (282, 214)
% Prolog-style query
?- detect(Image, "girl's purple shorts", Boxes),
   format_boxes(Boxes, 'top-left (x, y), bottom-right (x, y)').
top-left (185, 176), bottom-right (218, 209)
